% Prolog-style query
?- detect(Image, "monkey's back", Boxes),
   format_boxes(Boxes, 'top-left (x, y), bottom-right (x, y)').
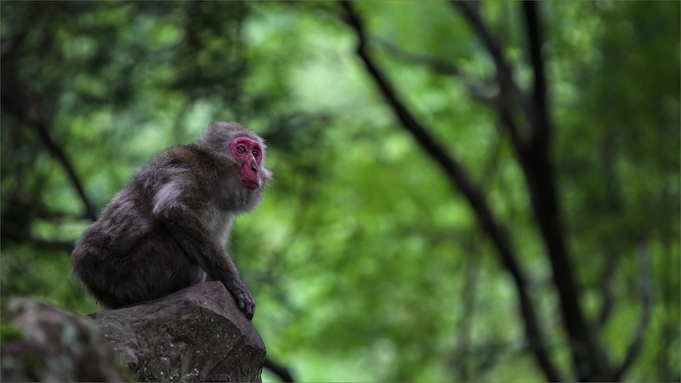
top-left (70, 147), bottom-right (215, 308)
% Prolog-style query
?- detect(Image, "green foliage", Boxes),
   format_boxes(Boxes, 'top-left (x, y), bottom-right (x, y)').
top-left (1, 1), bottom-right (678, 382)
top-left (0, 320), bottom-right (22, 344)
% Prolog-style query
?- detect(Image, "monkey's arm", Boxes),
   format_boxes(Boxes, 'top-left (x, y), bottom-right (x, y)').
top-left (152, 179), bottom-right (255, 319)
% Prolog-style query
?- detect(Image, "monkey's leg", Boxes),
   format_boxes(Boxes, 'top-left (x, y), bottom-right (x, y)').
top-left (74, 230), bottom-right (205, 308)
top-left (111, 230), bottom-right (206, 305)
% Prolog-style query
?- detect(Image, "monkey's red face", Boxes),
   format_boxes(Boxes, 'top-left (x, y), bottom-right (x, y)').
top-left (229, 137), bottom-right (263, 190)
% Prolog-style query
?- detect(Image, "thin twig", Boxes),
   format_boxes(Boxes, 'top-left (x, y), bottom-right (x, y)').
top-left (612, 237), bottom-right (653, 380)
top-left (597, 254), bottom-right (618, 328)
top-left (375, 39), bottom-right (494, 104)
top-left (452, 0), bottom-right (535, 132)
top-left (375, 38), bottom-right (525, 150)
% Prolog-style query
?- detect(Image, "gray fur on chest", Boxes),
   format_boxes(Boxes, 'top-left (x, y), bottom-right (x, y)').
top-left (200, 204), bottom-right (234, 245)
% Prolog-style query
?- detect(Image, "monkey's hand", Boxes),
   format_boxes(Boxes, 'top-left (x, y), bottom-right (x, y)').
top-left (218, 276), bottom-right (255, 320)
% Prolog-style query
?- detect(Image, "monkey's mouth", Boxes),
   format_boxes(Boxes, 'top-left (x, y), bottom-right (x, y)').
top-left (241, 180), bottom-right (259, 190)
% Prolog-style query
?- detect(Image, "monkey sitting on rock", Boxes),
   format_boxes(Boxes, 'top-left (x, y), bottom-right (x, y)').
top-left (71, 121), bottom-right (272, 320)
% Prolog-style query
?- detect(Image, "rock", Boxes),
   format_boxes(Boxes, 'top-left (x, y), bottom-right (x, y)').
top-left (0, 282), bottom-right (264, 382)
top-left (86, 281), bottom-right (266, 382)
top-left (1, 297), bottom-right (131, 382)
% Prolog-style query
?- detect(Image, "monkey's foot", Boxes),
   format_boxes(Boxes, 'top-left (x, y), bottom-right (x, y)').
top-left (225, 280), bottom-right (255, 320)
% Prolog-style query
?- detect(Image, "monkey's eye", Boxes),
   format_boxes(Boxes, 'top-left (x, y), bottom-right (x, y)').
top-left (237, 145), bottom-right (246, 153)
top-left (252, 150), bottom-right (259, 158)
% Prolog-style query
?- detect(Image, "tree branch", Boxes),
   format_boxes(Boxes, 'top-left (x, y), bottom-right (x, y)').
top-left (1, 90), bottom-right (98, 221)
top-left (521, 1), bottom-right (550, 147)
top-left (5, 192), bottom-right (89, 221)
top-left (1, 222), bottom-right (75, 251)
top-left (453, 1), bottom-right (612, 378)
top-left (339, 3), bottom-right (562, 381)
top-left (516, 3), bottom-right (612, 380)
top-left (264, 357), bottom-right (295, 382)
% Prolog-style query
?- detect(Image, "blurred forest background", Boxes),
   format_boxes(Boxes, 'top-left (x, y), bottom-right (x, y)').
top-left (1, 1), bottom-right (679, 382)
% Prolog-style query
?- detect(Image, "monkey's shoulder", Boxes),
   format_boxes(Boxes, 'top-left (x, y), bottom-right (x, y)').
top-left (147, 145), bottom-right (201, 168)
top-left (147, 144), bottom-right (234, 173)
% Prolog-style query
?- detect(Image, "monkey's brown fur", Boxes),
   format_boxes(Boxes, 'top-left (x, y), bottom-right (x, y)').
top-left (71, 121), bottom-right (272, 319)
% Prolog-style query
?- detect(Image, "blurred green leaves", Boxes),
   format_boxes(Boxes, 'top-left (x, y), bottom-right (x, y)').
top-left (1, 1), bottom-right (678, 382)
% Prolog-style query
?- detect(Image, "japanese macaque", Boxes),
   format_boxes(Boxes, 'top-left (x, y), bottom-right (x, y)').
top-left (71, 121), bottom-right (272, 320)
